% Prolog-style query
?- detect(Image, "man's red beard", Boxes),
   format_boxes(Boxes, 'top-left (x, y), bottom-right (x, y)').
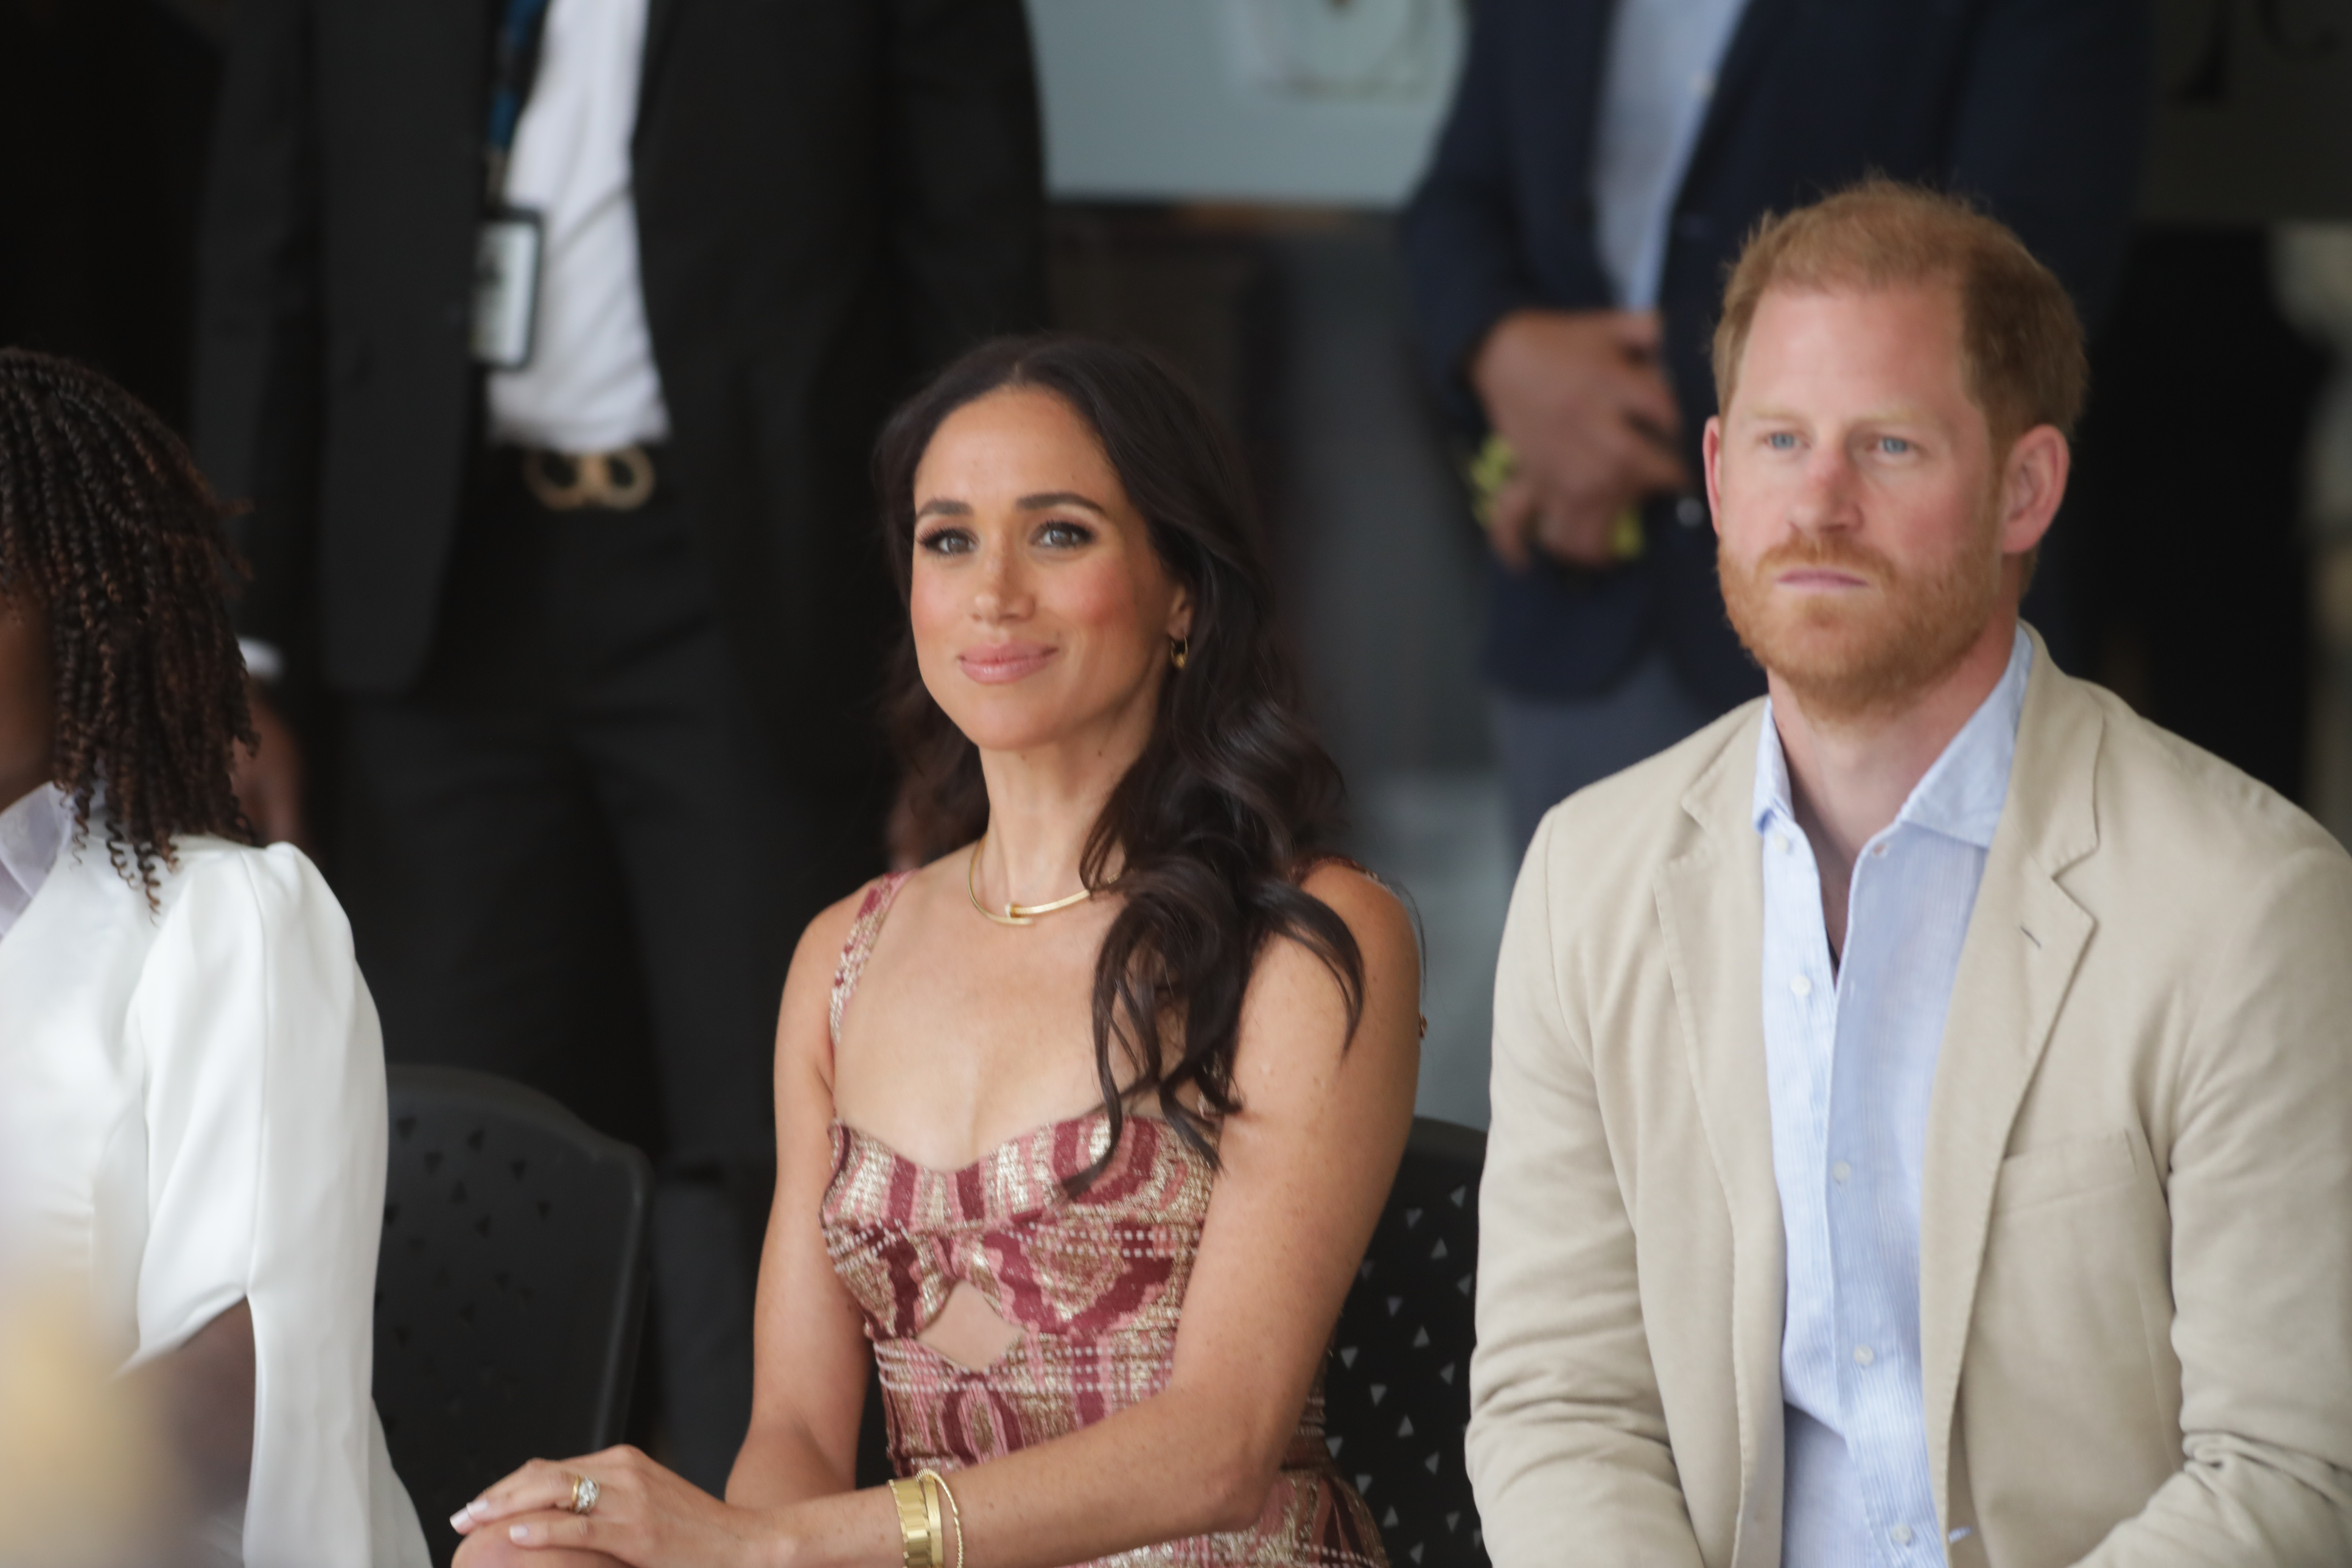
top-left (1717, 512), bottom-right (2003, 725)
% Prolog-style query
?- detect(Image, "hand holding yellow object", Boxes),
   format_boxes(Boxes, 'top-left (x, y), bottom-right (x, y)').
top-left (1467, 433), bottom-right (1647, 564)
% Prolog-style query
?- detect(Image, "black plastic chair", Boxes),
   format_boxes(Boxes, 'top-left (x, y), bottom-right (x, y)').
top-left (375, 1065), bottom-right (653, 1567)
top-left (1323, 1115), bottom-right (1488, 1568)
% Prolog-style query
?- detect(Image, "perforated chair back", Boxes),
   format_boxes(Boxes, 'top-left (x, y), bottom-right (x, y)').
top-left (1323, 1116), bottom-right (1488, 1568)
top-left (375, 1065), bottom-right (653, 1567)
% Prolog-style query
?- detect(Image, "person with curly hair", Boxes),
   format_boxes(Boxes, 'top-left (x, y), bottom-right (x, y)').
top-left (449, 336), bottom-right (1421, 1568)
top-left (0, 349), bottom-right (428, 1567)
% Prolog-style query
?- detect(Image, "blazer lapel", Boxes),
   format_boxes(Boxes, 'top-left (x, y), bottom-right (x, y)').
top-left (1653, 708), bottom-right (1787, 1568)
top-left (1916, 638), bottom-right (2102, 1532)
top-left (1556, 0), bottom-right (1624, 218)
top-left (1679, 0), bottom-right (1804, 198)
top-left (639, 0), bottom-right (685, 116)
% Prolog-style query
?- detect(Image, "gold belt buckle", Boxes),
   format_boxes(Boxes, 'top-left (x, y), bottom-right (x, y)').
top-left (521, 444), bottom-right (656, 512)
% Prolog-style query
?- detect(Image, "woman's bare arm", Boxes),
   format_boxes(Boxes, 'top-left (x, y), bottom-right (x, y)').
top-left (728, 893), bottom-right (887, 1508)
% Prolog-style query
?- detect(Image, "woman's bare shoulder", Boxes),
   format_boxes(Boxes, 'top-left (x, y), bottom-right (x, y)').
top-left (1296, 859), bottom-right (1418, 972)
top-left (1239, 859), bottom-right (1420, 1051)
top-left (791, 882), bottom-right (877, 980)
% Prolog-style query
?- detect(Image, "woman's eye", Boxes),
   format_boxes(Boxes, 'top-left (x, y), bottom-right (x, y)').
top-left (1036, 520), bottom-right (1095, 549)
top-left (917, 527), bottom-right (976, 556)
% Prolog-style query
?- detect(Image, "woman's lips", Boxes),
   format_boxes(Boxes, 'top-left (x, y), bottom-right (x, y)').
top-left (958, 642), bottom-right (1058, 684)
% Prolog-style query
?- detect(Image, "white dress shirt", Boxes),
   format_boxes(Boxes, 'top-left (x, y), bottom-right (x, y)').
top-left (0, 782), bottom-right (66, 941)
top-left (1590, 0), bottom-right (1750, 309)
top-left (0, 821), bottom-right (429, 1568)
top-left (486, 0), bottom-right (672, 453)
top-left (1753, 628), bottom-right (2033, 1567)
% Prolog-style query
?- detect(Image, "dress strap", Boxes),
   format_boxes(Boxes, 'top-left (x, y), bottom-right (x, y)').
top-left (829, 870), bottom-right (916, 1049)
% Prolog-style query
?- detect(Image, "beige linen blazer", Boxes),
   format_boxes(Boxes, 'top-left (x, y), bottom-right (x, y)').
top-left (1471, 637), bottom-right (2352, 1568)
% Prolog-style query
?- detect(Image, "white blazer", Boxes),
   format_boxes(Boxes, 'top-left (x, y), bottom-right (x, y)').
top-left (0, 811), bottom-right (429, 1568)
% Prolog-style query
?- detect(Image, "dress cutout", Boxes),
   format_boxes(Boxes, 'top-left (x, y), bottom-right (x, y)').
top-left (820, 873), bottom-right (1385, 1568)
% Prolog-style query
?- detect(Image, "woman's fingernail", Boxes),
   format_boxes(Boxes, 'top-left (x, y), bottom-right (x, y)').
top-left (450, 1510), bottom-right (472, 1532)
top-left (510, 1524), bottom-right (534, 1544)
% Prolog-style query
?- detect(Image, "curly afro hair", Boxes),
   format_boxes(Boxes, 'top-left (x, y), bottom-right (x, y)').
top-left (0, 348), bottom-right (255, 898)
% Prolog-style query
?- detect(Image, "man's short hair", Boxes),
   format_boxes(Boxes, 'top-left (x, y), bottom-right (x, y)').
top-left (1712, 178), bottom-right (2087, 449)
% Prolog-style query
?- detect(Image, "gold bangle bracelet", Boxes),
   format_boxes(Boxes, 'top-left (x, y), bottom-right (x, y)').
top-left (889, 1476), bottom-right (940, 1568)
top-left (919, 1469), bottom-right (965, 1568)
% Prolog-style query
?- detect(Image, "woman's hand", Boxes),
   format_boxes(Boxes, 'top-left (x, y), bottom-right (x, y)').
top-left (449, 1447), bottom-right (776, 1568)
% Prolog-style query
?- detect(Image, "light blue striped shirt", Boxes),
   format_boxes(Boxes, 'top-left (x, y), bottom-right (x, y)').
top-left (1752, 628), bottom-right (2032, 1567)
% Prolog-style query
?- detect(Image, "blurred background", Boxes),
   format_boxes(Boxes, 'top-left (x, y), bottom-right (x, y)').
top-left (7, 0), bottom-right (2352, 1134)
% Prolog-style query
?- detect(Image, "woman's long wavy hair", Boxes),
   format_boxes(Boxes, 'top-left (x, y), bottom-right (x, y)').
top-left (876, 335), bottom-right (1363, 1183)
top-left (0, 349), bottom-right (255, 898)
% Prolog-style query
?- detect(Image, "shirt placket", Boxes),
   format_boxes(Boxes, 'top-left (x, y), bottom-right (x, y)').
top-left (1826, 830), bottom-right (1941, 1566)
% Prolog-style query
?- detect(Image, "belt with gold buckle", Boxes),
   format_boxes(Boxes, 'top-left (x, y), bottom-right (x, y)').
top-left (517, 443), bottom-right (658, 512)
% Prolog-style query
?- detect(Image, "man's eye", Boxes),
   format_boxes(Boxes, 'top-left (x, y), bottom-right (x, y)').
top-left (1765, 432), bottom-right (1799, 451)
top-left (1037, 520), bottom-right (1095, 549)
top-left (917, 528), bottom-right (975, 556)
top-left (1877, 436), bottom-right (1913, 455)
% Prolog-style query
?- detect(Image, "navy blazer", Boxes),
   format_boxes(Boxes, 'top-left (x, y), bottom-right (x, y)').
top-left (1402, 0), bottom-right (2149, 709)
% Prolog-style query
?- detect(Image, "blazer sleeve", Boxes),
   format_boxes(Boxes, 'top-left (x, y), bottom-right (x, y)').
top-left (882, 0), bottom-right (1049, 375)
top-left (2078, 842), bottom-right (2352, 1565)
top-left (190, 0), bottom-right (324, 659)
top-left (126, 846), bottom-right (403, 1568)
top-left (1398, 0), bottom-right (1563, 432)
top-left (1942, 0), bottom-right (2150, 332)
top-left (1467, 814), bottom-right (1707, 1568)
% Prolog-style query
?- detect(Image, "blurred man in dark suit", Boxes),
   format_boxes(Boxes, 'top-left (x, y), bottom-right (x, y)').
top-left (195, 0), bottom-right (1044, 1489)
top-left (1402, 0), bottom-right (2148, 856)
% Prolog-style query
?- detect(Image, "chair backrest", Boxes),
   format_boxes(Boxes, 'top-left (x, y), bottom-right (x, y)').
top-left (1323, 1115), bottom-right (1488, 1568)
top-left (375, 1065), bottom-right (652, 1567)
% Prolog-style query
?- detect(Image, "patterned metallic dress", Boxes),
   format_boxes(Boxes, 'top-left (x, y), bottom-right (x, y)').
top-left (820, 872), bottom-right (1387, 1568)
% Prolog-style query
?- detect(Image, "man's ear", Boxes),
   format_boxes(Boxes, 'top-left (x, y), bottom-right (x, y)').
top-left (1702, 416), bottom-right (1724, 538)
top-left (1999, 425), bottom-right (2069, 556)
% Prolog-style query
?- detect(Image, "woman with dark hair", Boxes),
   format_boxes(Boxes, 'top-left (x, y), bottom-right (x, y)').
top-left (0, 349), bottom-right (428, 1567)
top-left (454, 336), bottom-right (1421, 1568)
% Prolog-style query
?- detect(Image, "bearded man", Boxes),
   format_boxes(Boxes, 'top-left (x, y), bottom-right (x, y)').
top-left (1471, 181), bottom-right (2352, 1568)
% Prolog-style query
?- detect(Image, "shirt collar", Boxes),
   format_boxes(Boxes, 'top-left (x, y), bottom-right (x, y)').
top-left (1752, 626), bottom-right (2034, 851)
top-left (0, 783), bottom-right (71, 934)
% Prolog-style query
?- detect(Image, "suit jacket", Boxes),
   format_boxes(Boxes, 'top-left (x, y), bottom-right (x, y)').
top-left (1399, 0), bottom-right (2148, 710)
top-left (1472, 634), bottom-right (2352, 1567)
top-left (192, 0), bottom-right (1046, 784)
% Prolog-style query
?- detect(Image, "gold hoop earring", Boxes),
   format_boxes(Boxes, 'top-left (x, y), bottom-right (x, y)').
top-left (1170, 636), bottom-right (1189, 670)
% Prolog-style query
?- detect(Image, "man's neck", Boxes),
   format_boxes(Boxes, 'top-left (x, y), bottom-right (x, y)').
top-left (1773, 612), bottom-right (2018, 954)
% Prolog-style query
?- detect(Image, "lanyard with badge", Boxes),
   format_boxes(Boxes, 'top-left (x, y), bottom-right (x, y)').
top-left (472, 0), bottom-right (554, 370)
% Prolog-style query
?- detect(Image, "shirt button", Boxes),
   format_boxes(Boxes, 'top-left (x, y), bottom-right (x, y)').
top-left (1891, 1524), bottom-right (1914, 1546)
top-left (1773, 831), bottom-right (1792, 854)
top-left (1853, 1345), bottom-right (1875, 1366)
top-left (1831, 1161), bottom-right (1852, 1184)
top-left (1790, 974), bottom-right (1812, 998)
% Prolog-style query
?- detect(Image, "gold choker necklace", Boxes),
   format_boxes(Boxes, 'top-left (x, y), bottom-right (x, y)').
top-left (967, 833), bottom-right (1092, 926)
